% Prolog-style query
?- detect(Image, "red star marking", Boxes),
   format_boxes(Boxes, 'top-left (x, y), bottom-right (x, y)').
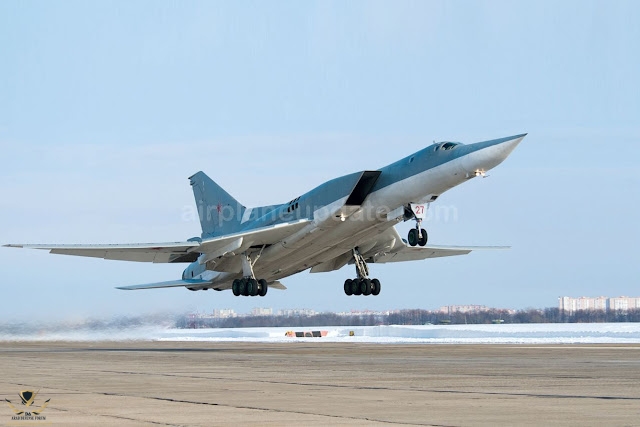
top-left (216, 203), bottom-right (222, 214)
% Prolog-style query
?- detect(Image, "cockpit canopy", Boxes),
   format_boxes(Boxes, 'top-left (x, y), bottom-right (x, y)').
top-left (433, 141), bottom-right (462, 152)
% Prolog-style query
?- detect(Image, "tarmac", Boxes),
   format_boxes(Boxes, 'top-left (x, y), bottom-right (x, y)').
top-left (1, 342), bottom-right (639, 426)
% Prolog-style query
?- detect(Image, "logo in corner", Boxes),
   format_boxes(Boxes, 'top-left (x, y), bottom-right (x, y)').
top-left (5, 389), bottom-right (50, 421)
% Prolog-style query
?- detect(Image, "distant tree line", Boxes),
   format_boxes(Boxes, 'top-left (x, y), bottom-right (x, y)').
top-left (176, 308), bottom-right (640, 329)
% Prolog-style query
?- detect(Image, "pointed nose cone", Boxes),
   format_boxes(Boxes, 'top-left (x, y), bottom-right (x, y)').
top-left (494, 133), bottom-right (526, 160)
top-left (461, 133), bottom-right (526, 174)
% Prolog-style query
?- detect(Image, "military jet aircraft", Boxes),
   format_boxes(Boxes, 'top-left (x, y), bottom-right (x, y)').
top-left (5, 134), bottom-right (526, 297)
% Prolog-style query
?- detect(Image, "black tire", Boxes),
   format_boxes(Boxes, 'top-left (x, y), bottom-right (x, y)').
top-left (258, 279), bottom-right (268, 297)
top-left (232, 279), bottom-right (241, 296)
top-left (361, 278), bottom-right (372, 296)
top-left (371, 278), bottom-right (381, 296)
top-left (418, 228), bottom-right (428, 246)
top-left (238, 279), bottom-right (248, 296)
top-left (247, 279), bottom-right (258, 296)
top-left (353, 279), bottom-right (362, 295)
top-left (408, 228), bottom-right (419, 246)
top-left (344, 279), bottom-right (353, 296)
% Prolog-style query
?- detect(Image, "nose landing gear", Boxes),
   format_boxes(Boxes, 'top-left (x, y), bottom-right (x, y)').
top-left (407, 203), bottom-right (428, 247)
top-left (408, 228), bottom-right (428, 247)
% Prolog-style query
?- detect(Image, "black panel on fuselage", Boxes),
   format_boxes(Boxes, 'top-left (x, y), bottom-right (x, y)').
top-left (345, 171), bottom-right (382, 206)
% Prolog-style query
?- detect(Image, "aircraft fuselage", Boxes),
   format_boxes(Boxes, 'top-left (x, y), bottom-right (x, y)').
top-left (184, 134), bottom-right (525, 288)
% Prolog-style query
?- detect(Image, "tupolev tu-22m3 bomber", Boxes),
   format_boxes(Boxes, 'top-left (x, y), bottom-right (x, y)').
top-left (5, 134), bottom-right (526, 297)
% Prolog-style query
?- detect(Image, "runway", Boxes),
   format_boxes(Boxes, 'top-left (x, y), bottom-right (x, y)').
top-left (1, 342), bottom-right (639, 426)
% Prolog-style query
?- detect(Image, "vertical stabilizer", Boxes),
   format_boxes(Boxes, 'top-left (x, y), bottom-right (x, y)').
top-left (189, 171), bottom-right (246, 238)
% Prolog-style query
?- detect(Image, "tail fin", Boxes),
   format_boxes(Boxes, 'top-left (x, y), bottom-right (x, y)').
top-left (189, 171), bottom-right (246, 238)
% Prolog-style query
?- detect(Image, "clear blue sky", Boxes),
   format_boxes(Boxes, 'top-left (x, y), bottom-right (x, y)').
top-left (1, 1), bottom-right (638, 321)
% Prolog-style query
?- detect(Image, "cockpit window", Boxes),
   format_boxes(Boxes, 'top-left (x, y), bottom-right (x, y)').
top-left (433, 141), bottom-right (461, 151)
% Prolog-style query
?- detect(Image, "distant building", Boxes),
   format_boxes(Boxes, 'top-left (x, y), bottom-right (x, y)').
top-left (212, 308), bottom-right (237, 318)
top-left (251, 307), bottom-right (273, 316)
top-left (559, 296), bottom-right (640, 313)
top-left (277, 308), bottom-right (316, 317)
top-left (336, 309), bottom-right (395, 316)
top-left (439, 305), bottom-right (490, 315)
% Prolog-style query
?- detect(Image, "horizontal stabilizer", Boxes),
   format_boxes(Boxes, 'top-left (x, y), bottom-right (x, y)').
top-left (116, 279), bottom-right (210, 290)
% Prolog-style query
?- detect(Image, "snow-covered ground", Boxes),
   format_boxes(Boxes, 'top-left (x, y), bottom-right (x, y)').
top-left (3, 323), bottom-right (640, 344)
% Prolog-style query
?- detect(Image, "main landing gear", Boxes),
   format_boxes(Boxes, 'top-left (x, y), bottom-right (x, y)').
top-left (232, 252), bottom-right (268, 297)
top-left (344, 248), bottom-right (381, 296)
top-left (344, 278), bottom-right (381, 296)
top-left (232, 278), bottom-right (268, 297)
top-left (407, 203), bottom-right (428, 247)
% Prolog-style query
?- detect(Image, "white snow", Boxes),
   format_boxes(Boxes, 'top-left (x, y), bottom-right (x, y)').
top-left (157, 323), bottom-right (640, 344)
top-left (4, 323), bottom-right (640, 344)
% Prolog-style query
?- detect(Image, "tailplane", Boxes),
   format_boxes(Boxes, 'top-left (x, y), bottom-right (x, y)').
top-left (189, 171), bottom-right (246, 238)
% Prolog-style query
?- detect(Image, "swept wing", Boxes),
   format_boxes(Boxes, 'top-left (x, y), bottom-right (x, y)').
top-left (367, 227), bottom-right (508, 263)
top-left (4, 219), bottom-right (310, 264)
top-left (310, 226), bottom-right (508, 273)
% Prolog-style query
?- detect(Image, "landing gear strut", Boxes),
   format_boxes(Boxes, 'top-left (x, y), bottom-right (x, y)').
top-left (407, 203), bottom-right (428, 247)
top-left (344, 248), bottom-right (381, 296)
top-left (232, 252), bottom-right (269, 297)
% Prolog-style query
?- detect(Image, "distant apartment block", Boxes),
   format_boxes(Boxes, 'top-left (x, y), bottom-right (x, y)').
top-left (251, 307), bottom-right (273, 316)
top-left (212, 308), bottom-right (237, 318)
top-left (277, 308), bottom-right (316, 317)
top-left (439, 305), bottom-right (490, 315)
top-left (559, 296), bottom-right (640, 313)
top-left (336, 309), bottom-right (396, 316)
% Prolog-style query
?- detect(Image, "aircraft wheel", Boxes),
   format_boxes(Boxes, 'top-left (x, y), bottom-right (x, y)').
top-left (408, 228), bottom-right (419, 246)
top-left (353, 279), bottom-right (363, 295)
top-left (418, 229), bottom-right (428, 246)
top-left (371, 278), bottom-right (381, 296)
top-left (344, 279), bottom-right (353, 296)
top-left (232, 279), bottom-right (241, 296)
top-left (361, 278), bottom-right (372, 296)
top-left (258, 279), bottom-right (268, 297)
top-left (238, 279), bottom-right (248, 296)
top-left (247, 279), bottom-right (258, 296)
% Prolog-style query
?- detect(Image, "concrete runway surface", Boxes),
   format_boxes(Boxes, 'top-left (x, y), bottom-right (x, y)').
top-left (1, 342), bottom-right (639, 426)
